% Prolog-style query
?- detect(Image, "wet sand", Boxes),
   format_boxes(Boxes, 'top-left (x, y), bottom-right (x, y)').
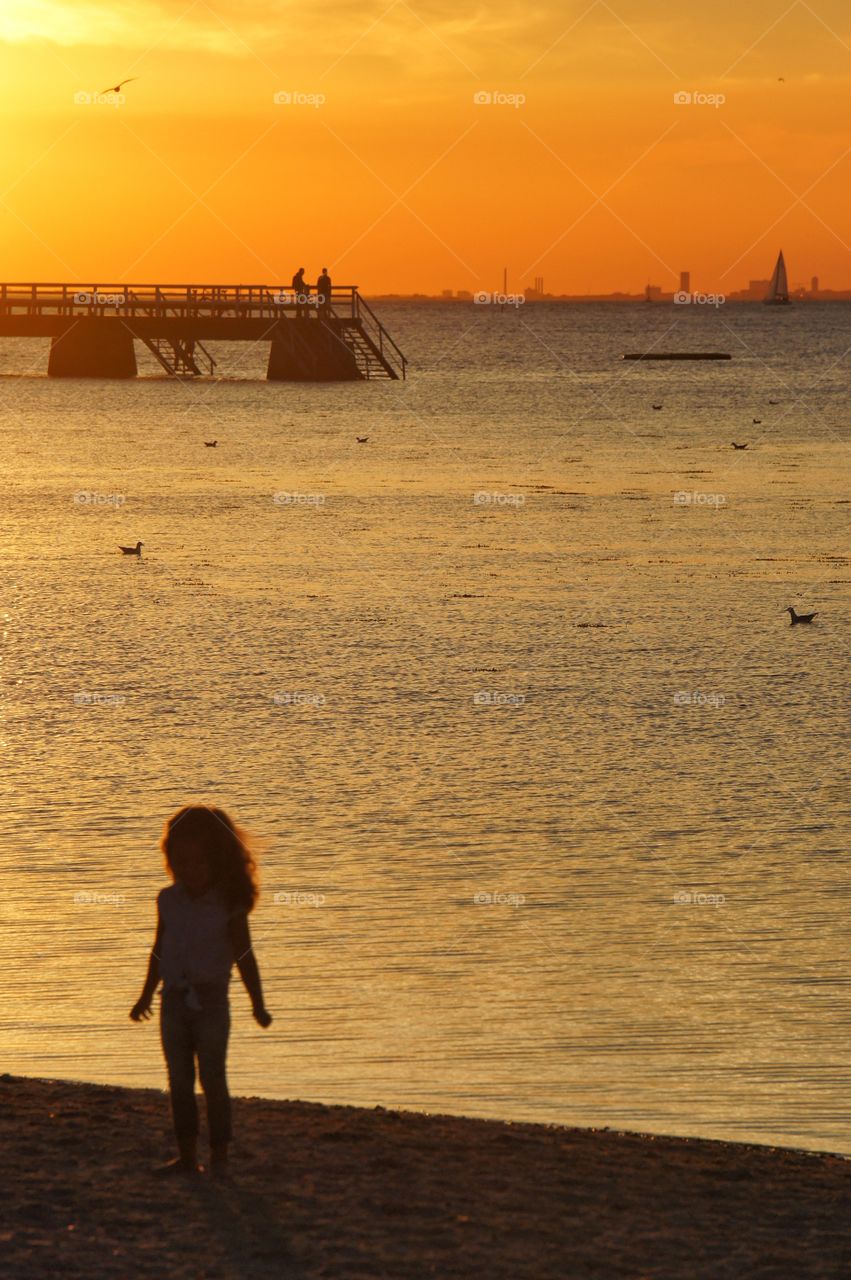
top-left (1, 1074), bottom-right (849, 1278)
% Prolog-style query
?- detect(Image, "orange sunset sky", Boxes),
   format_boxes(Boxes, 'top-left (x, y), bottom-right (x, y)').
top-left (0, 0), bottom-right (848, 295)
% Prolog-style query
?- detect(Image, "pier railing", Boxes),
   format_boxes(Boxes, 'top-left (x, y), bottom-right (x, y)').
top-left (0, 282), bottom-right (364, 320)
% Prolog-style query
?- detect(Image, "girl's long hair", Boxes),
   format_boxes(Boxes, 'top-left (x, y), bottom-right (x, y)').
top-left (161, 805), bottom-right (259, 912)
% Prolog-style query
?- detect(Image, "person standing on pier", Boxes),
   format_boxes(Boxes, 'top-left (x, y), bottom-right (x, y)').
top-left (291, 267), bottom-right (309, 318)
top-left (316, 267), bottom-right (332, 321)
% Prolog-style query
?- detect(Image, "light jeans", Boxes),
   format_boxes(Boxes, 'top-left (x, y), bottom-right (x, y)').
top-left (159, 983), bottom-right (232, 1147)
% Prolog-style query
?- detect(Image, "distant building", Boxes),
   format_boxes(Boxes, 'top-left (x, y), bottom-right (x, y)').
top-left (456, 290), bottom-right (473, 301)
top-left (811, 276), bottom-right (819, 294)
top-left (679, 271), bottom-right (690, 293)
top-left (747, 279), bottom-right (771, 298)
top-left (645, 284), bottom-right (663, 302)
top-left (441, 289), bottom-right (453, 298)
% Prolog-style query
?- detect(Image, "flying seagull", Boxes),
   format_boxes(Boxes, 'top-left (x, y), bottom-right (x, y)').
top-left (101, 77), bottom-right (138, 95)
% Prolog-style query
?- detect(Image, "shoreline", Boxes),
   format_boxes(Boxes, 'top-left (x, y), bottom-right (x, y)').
top-left (2, 1074), bottom-right (849, 1278)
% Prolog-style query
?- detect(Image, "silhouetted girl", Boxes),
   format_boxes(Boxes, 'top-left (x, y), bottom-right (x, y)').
top-left (130, 805), bottom-right (272, 1176)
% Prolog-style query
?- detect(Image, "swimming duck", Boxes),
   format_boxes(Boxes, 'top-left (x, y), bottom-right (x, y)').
top-left (119, 541), bottom-right (143, 556)
top-left (731, 442), bottom-right (749, 450)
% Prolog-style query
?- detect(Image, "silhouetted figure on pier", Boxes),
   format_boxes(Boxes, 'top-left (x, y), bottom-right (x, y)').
top-left (317, 268), bottom-right (332, 320)
top-left (291, 267), bottom-right (309, 318)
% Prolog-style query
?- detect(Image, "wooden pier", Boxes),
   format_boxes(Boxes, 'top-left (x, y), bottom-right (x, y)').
top-left (0, 283), bottom-right (407, 381)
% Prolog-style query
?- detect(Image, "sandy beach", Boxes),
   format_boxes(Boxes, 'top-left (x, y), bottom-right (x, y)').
top-left (1, 1074), bottom-right (849, 1278)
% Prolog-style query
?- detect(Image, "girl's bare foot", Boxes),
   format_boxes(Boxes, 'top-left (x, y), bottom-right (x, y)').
top-left (153, 1156), bottom-right (202, 1176)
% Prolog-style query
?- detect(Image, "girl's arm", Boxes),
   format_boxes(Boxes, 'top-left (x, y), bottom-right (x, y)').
top-left (229, 912), bottom-right (272, 1027)
top-left (129, 911), bottom-right (163, 1022)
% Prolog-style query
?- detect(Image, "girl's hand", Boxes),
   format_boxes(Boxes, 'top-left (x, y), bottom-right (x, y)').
top-left (130, 997), bottom-right (153, 1022)
top-left (252, 1006), bottom-right (272, 1028)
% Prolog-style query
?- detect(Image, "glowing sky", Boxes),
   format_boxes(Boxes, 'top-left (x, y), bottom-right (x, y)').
top-left (0, 0), bottom-right (848, 292)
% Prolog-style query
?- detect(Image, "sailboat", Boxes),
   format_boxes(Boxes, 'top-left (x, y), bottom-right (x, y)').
top-left (764, 250), bottom-right (791, 305)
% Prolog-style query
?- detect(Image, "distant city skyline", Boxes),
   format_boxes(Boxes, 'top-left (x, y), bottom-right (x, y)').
top-left (393, 263), bottom-right (850, 303)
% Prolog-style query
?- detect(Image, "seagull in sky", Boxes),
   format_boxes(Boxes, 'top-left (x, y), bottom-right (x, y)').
top-left (101, 77), bottom-right (138, 94)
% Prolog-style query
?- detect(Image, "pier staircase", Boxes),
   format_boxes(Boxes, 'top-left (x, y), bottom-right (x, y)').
top-left (329, 290), bottom-right (406, 379)
top-left (126, 288), bottom-right (216, 376)
top-left (335, 319), bottom-right (400, 378)
top-left (140, 335), bottom-right (216, 377)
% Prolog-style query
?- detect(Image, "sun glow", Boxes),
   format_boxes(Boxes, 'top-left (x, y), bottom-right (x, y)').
top-left (0, 0), bottom-right (848, 293)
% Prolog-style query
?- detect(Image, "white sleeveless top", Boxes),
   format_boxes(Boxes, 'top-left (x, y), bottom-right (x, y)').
top-left (158, 883), bottom-right (244, 999)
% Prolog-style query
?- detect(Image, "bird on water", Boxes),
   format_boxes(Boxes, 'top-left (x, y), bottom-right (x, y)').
top-left (356, 436), bottom-right (369, 443)
top-left (731, 442), bottom-right (749, 450)
top-left (785, 606), bottom-right (817, 625)
top-left (204, 440), bottom-right (217, 447)
top-left (119, 541), bottom-right (143, 556)
top-left (652, 404), bottom-right (663, 411)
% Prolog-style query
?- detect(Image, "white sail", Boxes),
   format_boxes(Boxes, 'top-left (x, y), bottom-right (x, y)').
top-left (764, 250), bottom-right (790, 304)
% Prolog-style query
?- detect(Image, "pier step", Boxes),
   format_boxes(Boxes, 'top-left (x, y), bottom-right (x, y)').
top-left (140, 335), bottom-right (216, 377)
top-left (337, 321), bottom-right (400, 379)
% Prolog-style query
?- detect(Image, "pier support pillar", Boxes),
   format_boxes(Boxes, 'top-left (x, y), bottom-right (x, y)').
top-left (48, 320), bottom-right (137, 378)
top-left (267, 320), bottom-right (361, 381)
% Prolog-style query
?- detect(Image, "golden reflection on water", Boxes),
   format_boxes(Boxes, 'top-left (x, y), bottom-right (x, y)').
top-left (1, 304), bottom-right (849, 1153)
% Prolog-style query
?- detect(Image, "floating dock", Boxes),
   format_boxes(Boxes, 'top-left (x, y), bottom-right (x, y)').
top-left (0, 283), bottom-right (406, 381)
top-left (622, 352), bottom-right (732, 361)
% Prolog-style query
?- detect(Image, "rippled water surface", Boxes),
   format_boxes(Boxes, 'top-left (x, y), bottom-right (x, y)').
top-left (1, 302), bottom-right (849, 1153)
